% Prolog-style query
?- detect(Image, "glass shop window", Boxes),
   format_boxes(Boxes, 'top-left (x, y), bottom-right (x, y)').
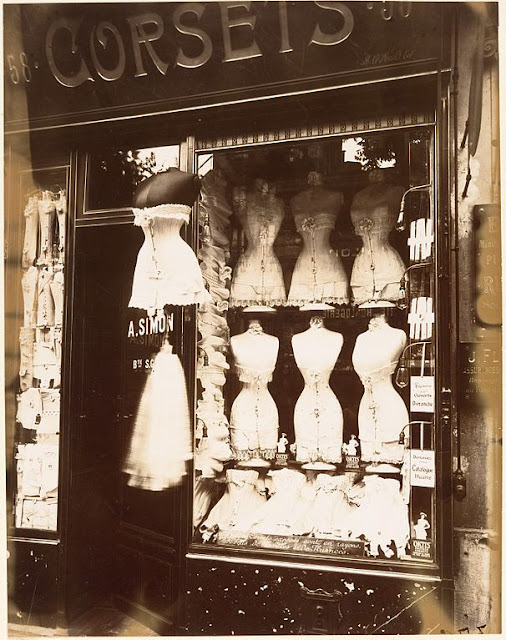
top-left (85, 144), bottom-right (180, 212)
top-left (192, 129), bottom-right (437, 566)
top-left (10, 165), bottom-right (69, 533)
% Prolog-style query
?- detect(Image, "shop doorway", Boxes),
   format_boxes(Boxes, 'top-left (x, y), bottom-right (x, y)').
top-left (66, 223), bottom-right (185, 633)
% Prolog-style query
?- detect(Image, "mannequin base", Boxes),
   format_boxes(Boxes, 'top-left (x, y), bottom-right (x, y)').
top-left (243, 305), bottom-right (276, 314)
top-left (301, 461), bottom-right (337, 471)
top-left (236, 458), bottom-right (272, 469)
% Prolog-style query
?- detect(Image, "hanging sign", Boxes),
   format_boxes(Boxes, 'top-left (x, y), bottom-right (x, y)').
top-left (410, 449), bottom-right (435, 487)
top-left (4, 2), bottom-right (446, 131)
top-left (410, 375), bottom-right (435, 412)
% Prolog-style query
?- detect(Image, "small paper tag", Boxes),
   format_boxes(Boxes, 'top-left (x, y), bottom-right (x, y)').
top-left (410, 449), bottom-right (435, 487)
top-left (411, 538), bottom-right (433, 559)
top-left (345, 455), bottom-right (360, 470)
top-left (410, 376), bottom-right (435, 412)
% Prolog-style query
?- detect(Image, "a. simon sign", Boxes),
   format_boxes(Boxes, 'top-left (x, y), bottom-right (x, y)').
top-left (4, 2), bottom-right (445, 131)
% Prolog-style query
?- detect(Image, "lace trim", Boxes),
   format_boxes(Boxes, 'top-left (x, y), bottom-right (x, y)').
top-left (236, 364), bottom-right (274, 384)
top-left (286, 295), bottom-right (348, 307)
top-left (231, 446), bottom-right (276, 461)
top-left (229, 298), bottom-right (287, 308)
top-left (132, 204), bottom-right (191, 226)
top-left (296, 446), bottom-right (342, 464)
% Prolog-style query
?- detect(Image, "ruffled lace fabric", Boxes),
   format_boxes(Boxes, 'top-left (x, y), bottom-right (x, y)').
top-left (294, 366), bottom-right (343, 464)
top-left (200, 469), bottom-right (266, 533)
top-left (250, 469), bottom-right (311, 535)
top-left (123, 349), bottom-right (192, 490)
top-left (348, 476), bottom-right (409, 558)
top-left (307, 473), bottom-right (358, 538)
top-left (128, 204), bottom-right (210, 313)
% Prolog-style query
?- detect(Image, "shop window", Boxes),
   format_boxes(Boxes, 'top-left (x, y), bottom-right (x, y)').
top-left (85, 145), bottom-right (180, 213)
top-left (10, 165), bottom-right (69, 534)
top-left (191, 126), bottom-right (437, 569)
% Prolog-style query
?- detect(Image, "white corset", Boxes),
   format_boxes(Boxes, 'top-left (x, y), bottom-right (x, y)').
top-left (37, 196), bottom-right (56, 265)
top-left (22, 197), bottom-right (39, 268)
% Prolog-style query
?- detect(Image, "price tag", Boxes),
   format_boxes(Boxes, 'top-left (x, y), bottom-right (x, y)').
top-left (410, 376), bottom-right (435, 412)
top-left (410, 449), bottom-right (435, 487)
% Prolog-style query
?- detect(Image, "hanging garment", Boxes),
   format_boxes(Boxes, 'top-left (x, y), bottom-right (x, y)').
top-left (49, 269), bottom-right (65, 326)
top-left (128, 204), bottom-right (210, 313)
top-left (38, 389), bottom-right (61, 435)
top-left (16, 388), bottom-right (42, 430)
top-left (37, 194), bottom-right (56, 265)
top-left (19, 327), bottom-right (35, 391)
top-left (37, 267), bottom-right (55, 327)
top-left (123, 344), bottom-right (192, 490)
top-left (33, 341), bottom-right (60, 389)
top-left (56, 190), bottom-right (67, 263)
top-left (193, 475), bottom-right (224, 529)
top-left (22, 266), bottom-right (38, 328)
top-left (22, 196), bottom-right (39, 268)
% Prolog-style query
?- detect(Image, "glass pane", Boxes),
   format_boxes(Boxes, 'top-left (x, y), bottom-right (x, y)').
top-left (11, 166), bottom-right (69, 532)
top-left (193, 129), bottom-right (435, 565)
top-left (86, 145), bottom-right (180, 212)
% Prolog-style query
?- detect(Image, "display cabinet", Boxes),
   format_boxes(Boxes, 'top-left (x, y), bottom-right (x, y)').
top-left (189, 122), bottom-right (441, 576)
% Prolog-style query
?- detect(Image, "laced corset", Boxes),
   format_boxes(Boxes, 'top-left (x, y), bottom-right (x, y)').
top-left (288, 211), bottom-right (348, 306)
top-left (239, 196), bottom-right (283, 256)
top-left (299, 366), bottom-right (333, 388)
top-left (355, 361), bottom-right (398, 389)
top-left (134, 208), bottom-right (189, 271)
top-left (351, 205), bottom-right (396, 242)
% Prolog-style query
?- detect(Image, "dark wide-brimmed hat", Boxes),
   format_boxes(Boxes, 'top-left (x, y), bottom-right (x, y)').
top-left (133, 167), bottom-right (201, 209)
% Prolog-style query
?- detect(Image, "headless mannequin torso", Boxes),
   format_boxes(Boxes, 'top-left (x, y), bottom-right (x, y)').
top-left (352, 313), bottom-right (408, 467)
top-left (230, 319), bottom-right (280, 466)
top-left (288, 172), bottom-right (348, 306)
top-left (292, 316), bottom-right (344, 468)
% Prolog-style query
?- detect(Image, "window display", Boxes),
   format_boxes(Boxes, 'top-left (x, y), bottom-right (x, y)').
top-left (14, 167), bottom-right (69, 532)
top-left (192, 128), bottom-right (436, 566)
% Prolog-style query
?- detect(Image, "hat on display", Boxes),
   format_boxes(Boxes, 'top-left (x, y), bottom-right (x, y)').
top-left (133, 167), bottom-right (201, 209)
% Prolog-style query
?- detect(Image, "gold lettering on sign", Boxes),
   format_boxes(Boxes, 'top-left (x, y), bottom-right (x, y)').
top-left (90, 22), bottom-right (126, 81)
top-left (310, 1), bottom-right (354, 46)
top-left (174, 3), bottom-right (213, 69)
top-left (46, 17), bottom-right (94, 87)
top-left (220, 1), bottom-right (262, 63)
top-left (127, 12), bottom-right (169, 77)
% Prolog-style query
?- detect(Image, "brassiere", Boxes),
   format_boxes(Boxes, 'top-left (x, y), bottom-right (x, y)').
top-left (235, 363), bottom-right (274, 384)
top-left (356, 361), bottom-right (398, 387)
top-left (133, 204), bottom-right (191, 227)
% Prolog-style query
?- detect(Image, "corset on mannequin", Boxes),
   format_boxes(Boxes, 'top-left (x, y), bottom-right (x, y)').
top-left (49, 269), bottom-right (65, 327)
top-left (22, 197), bottom-right (39, 268)
top-left (37, 192), bottom-right (56, 265)
top-left (288, 172), bottom-right (348, 306)
top-left (292, 316), bottom-right (344, 468)
top-left (352, 313), bottom-right (408, 467)
top-left (229, 319), bottom-right (279, 466)
top-left (229, 179), bottom-right (286, 308)
top-left (128, 205), bottom-right (210, 313)
top-left (37, 267), bottom-right (55, 328)
top-left (350, 171), bottom-right (406, 305)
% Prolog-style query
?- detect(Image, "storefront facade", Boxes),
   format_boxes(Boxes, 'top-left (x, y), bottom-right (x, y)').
top-left (4, 2), bottom-right (501, 635)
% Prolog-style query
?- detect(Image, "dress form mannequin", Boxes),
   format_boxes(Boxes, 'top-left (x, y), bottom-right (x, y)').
top-left (22, 197), bottom-right (39, 268)
top-left (229, 179), bottom-right (286, 308)
top-left (352, 313), bottom-right (408, 469)
top-left (350, 171), bottom-right (406, 305)
top-left (292, 315), bottom-right (344, 469)
top-left (288, 172), bottom-right (348, 306)
top-left (37, 191), bottom-right (56, 265)
top-left (229, 318), bottom-right (279, 467)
